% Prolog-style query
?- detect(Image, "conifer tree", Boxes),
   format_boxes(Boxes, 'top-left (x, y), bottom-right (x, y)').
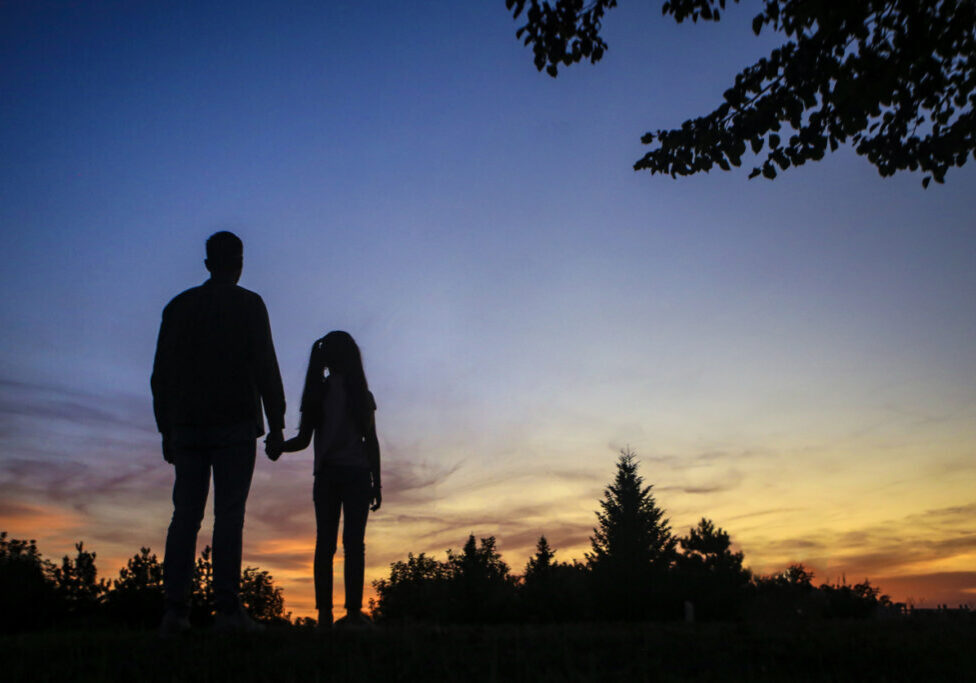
top-left (586, 448), bottom-right (676, 618)
top-left (52, 542), bottom-right (107, 615)
top-left (587, 448), bottom-right (676, 572)
top-left (524, 536), bottom-right (555, 583)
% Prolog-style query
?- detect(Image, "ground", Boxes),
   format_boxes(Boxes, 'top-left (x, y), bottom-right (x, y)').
top-left (2, 619), bottom-right (973, 682)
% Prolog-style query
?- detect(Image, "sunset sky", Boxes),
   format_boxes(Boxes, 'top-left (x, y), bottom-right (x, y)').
top-left (2, 1), bottom-right (974, 618)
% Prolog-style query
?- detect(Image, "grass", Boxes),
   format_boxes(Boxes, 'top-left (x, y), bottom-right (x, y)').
top-left (2, 619), bottom-right (974, 682)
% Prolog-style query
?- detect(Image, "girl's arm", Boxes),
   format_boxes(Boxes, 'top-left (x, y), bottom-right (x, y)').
top-left (366, 419), bottom-right (381, 489)
top-left (281, 410), bottom-right (314, 453)
top-left (365, 392), bottom-right (381, 510)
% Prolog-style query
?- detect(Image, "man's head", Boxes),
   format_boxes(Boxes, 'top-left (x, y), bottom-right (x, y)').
top-left (205, 231), bottom-right (243, 284)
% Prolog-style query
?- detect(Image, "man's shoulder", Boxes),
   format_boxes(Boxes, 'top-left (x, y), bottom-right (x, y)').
top-left (163, 284), bottom-right (206, 313)
top-left (164, 282), bottom-right (265, 313)
top-left (232, 284), bottom-right (264, 304)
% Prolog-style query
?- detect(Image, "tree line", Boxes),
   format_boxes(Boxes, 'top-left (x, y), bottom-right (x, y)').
top-left (371, 449), bottom-right (892, 623)
top-left (0, 534), bottom-right (286, 633)
top-left (1, 449), bottom-right (892, 631)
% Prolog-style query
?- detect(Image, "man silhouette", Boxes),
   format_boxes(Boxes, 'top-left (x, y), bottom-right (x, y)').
top-left (151, 231), bottom-right (285, 635)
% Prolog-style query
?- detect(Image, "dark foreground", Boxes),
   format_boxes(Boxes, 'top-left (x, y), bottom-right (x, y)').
top-left (2, 619), bottom-right (973, 682)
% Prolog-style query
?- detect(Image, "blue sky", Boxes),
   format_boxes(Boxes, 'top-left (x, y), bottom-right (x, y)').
top-left (2, 1), bottom-right (975, 615)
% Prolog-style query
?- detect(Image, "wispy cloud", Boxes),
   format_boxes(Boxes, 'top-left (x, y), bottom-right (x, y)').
top-left (658, 469), bottom-right (743, 495)
top-left (0, 377), bottom-right (156, 435)
top-left (740, 501), bottom-right (976, 599)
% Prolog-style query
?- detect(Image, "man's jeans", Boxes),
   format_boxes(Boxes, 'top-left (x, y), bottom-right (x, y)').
top-left (163, 441), bottom-right (256, 615)
top-left (314, 466), bottom-right (371, 613)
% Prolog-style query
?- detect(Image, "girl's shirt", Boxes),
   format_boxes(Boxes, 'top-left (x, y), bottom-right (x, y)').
top-left (313, 377), bottom-right (374, 473)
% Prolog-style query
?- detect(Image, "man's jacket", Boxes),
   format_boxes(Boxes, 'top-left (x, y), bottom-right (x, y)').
top-left (151, 279), bottom-right (285, 439)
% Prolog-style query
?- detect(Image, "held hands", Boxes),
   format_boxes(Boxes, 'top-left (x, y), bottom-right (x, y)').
top-left (264, 429), bottom-right (284, 461)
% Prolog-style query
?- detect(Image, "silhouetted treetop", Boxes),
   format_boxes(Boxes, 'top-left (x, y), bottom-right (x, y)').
top-left (587, 448), bottom-right (676, 573)
top-left (524, 536), bottom-right (556, 581)
top-left (507, 0), bottom-right (976, 186)
top-left (680, 518), bottom-right (740, 564)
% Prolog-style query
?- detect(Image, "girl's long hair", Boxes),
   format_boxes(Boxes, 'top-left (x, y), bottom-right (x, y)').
top-left (300, 330), bottom-right (372, 433)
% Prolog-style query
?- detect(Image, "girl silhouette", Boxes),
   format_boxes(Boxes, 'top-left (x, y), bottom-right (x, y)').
top-left (270, 331), bottom-right (381, 628)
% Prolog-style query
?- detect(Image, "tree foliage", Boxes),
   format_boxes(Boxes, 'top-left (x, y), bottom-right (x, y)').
top-left (507, 0), bottom-right (976, 186)
top-left (371, 552), bottom-right (453, 622)
top-left (587, 448), bottom-right (676, 573)
top-left (522, 536), bottom-right (589, 621)
top-left (369, 449), bottom-right (895, 624)
top-left (586, 448), bottom-right (677, 618)
top-left (51, 542), bottom-right (108, 616)
top-left (103, 547), bottom-right (164, 626)
top-left (447, 535), bottom-right (519, 622)
top-left (524, 535), bottom-right (556, 582)
top-left (0, 532), bottom-right (58, 632)
top-left (676, 518), bottom-right (751, 619)
top-left (187, 545), bottom-right (287, 624)
top-left (372, 536), bottom-right (518, 623)
top-left (241, 566), bottom-right (287, 623)
top-left (0, 534), bottom-right (286, 631)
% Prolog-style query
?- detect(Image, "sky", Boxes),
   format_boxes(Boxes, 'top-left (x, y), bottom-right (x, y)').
top-left (2, 0), bottom-right (974, 618)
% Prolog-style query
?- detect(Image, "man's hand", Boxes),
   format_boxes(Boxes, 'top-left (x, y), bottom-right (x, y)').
top-left (370, 485), bottom-right (382, 512)
top-left (265, 429), bottom-right (284, 461)
top-left (162, 434), bottom-right (174, 464)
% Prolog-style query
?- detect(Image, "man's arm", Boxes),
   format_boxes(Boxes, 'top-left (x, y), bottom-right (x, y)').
top-left (150, 305), bottom-right (174, 463)
top-left (253, 295), bottom-right (286, 437)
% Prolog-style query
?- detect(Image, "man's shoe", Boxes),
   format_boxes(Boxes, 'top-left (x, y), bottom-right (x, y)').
top-left (213, 604), bottom-right (266, 634)
top-left (316, 610), bottom-right (333, 632)
top-left (158, 610), bottom-right (191, 638)
top-left (334, 610), bottom-right (374, 631)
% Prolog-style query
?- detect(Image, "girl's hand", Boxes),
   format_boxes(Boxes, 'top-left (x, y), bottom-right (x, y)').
top-left (370, 486), bottom-right (382, 512)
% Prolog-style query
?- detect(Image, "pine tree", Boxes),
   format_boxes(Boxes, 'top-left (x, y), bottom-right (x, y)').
top-left (586, 448), bottom-right (676, 619)
top-left (521, 535), bottom-right (589, 621)
top-left (524, 536), bottom-right (555, 583)
top-left (103, 547), bottom-right (165, 626)
top-left (52, 542), bottom-right (108, 616)
top-left (446, 535), bottom-right (517, 622)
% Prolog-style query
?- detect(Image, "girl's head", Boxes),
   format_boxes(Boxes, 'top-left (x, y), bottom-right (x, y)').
top-left (301, 330), bottom-right (372, 431)
top-left (318, 330), bottom-right (364, 378)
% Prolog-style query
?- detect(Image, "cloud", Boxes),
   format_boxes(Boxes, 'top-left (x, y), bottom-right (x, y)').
top-left (725, 507), bottom-right (804, 522)
top-left (0, 377), bottom-right (156, 435)
top-left (739, 500), bottom-right (976, 606)
top-left (382, 457), bottom-right (464, 502)
top-left (0, 500), bottom-right (82, 532)
top-left (658, 469), bottom-right (743, 495)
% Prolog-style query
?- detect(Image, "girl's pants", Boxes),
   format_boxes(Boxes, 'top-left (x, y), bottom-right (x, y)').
top-left (314, 466), bottom-right (371, 613)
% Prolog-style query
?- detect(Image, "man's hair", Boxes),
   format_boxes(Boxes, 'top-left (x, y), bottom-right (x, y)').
top-left (206, 231), bottom-right (243, 267)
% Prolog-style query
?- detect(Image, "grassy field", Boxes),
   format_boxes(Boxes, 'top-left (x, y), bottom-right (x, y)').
top-left (2, 619), bottom-right (974, 682)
